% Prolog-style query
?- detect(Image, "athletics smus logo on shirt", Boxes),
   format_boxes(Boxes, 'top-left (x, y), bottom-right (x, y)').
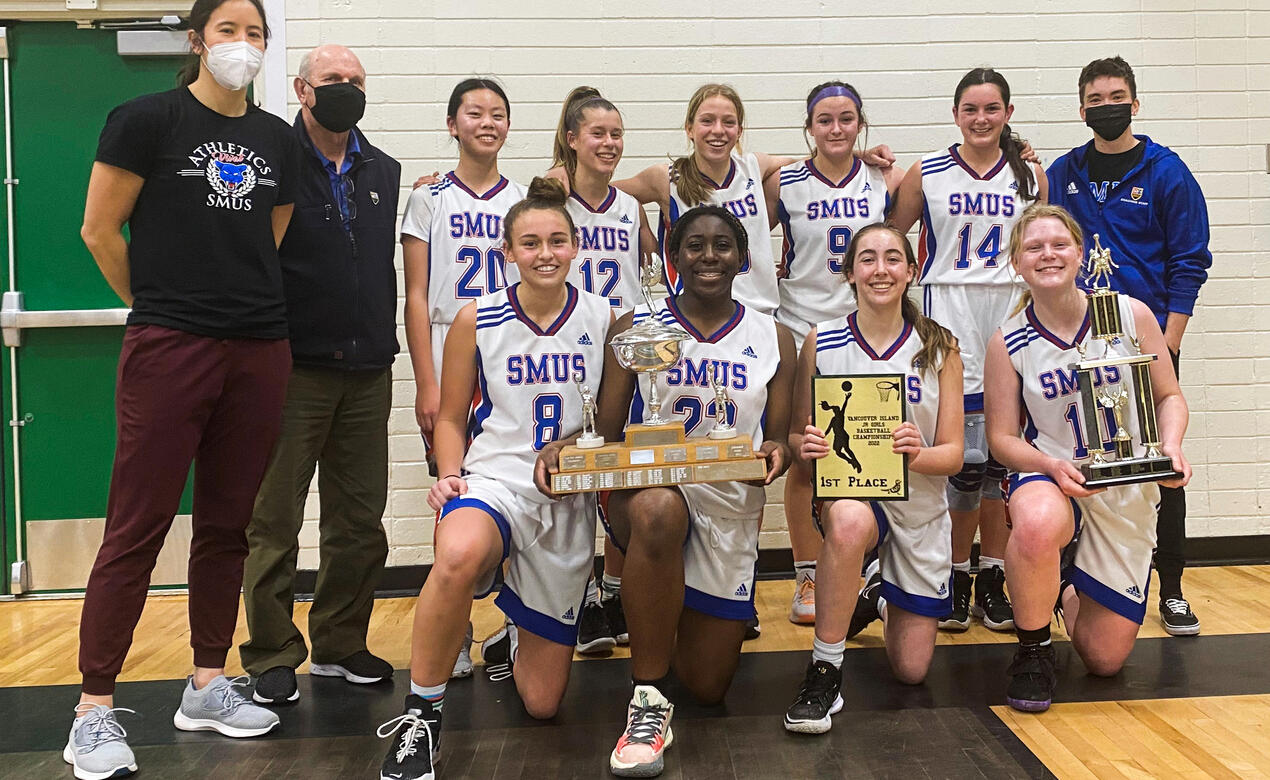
top-left (178, 140), bottom-right (279, 211)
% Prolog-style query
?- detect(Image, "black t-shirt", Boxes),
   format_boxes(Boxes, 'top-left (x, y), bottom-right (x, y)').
top-left (1084, 140), bottom-right (1145, 204)
top-left (96, 87), bottom-right (300, 339)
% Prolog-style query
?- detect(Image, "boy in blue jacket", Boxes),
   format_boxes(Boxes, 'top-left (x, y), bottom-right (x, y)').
top-left (1047, 56), bottom-right (1211, 637)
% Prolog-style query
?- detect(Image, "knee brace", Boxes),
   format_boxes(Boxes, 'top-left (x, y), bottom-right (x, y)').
top-left (981, 455), bottom-right (1007, 501)
top-left (963, 412), bottom-right (988, 466)
top-left (947, 460), bottom-right (986, 511)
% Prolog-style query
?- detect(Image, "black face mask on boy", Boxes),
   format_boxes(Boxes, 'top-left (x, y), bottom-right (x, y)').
top-left (306, 81), bottom-right (366, 133)
top-left (1084, 103), bottom-right (1133, 142)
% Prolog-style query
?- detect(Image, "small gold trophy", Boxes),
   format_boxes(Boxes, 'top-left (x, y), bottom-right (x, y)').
top-left (1070, 235), bottom-right (1183, 487)
top-left (550, 258), bottom-right (768, 494)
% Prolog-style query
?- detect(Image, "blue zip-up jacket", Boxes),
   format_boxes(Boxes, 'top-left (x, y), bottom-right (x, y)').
top-left (1046, 135), bottom-right (1211, 327)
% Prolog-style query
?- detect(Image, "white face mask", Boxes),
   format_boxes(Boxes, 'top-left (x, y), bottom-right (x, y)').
top-left (202, 40), bottom-right (264, 91)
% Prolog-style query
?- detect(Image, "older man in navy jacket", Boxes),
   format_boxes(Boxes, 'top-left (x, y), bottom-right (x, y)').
top-left (240, 45), bottom-right (403, 704)
top-left (1048, 55), bottom-right (1212, 637)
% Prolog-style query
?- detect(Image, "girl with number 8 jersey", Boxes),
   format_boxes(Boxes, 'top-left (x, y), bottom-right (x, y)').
top-left (378, 178), bottom-right (615, 780)
top-left (889, 67), bottom-right (1047, 635)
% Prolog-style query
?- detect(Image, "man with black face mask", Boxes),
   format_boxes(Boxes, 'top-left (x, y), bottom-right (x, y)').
top-left (240, 44), bottom-right (404, 705)
top-left (1047, 56), bottom-right (1211, 638)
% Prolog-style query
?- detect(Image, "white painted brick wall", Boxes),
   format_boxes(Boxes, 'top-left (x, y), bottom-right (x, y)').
top-left (284, 1), bottom-right (1270, 566)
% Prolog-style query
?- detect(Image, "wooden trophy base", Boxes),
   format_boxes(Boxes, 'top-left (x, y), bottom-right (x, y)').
top-left (551, 421), bottom-right (766, 494)
top-left (1081, 455), bottom-right (1182, 488)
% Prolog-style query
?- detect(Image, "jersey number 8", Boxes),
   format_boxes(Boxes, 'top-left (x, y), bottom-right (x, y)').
top-left (532, 394), bottom-right (563, 451)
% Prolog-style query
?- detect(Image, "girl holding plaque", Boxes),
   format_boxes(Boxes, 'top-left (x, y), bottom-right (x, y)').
top-left (766, 80), bottom-right (906, 626)
top-left (984, 205), bottom-right (1190, 713)
top-left (378, 178), bottom-right (614, 780)
top-left (558, 205), bottom-right (796, 778)
top-left (782, 224), bottom-right (965, 735)
top-left (889, 67), bottom-right (1047, 635)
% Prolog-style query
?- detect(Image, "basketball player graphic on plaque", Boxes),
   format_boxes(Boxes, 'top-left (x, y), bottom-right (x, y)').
top-left (812, 374), bottom-right (909, 500)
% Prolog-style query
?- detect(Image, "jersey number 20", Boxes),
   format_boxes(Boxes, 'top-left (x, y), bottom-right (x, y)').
top-left (456, 246), bottom-right (507, 298)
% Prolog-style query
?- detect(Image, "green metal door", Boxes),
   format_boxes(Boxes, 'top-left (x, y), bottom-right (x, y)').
top-left (2, 23), bottom-right (191, 594)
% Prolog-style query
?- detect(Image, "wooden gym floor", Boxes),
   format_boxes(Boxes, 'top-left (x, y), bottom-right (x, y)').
top-left (3, 565), bottom-right (1270, 778)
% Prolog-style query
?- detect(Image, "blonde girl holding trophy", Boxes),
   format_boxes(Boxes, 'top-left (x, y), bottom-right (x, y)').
top-left (782, 223), bottom-right (963, 735)
top-left (984, 204), bottom-right (1189, 713)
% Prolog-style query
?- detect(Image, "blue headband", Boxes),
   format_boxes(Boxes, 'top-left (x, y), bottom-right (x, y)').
top-left (808, 85), bottom-right (861, 112)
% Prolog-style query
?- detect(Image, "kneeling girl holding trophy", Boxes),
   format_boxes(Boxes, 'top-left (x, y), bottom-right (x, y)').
top-left (983, 204), bottom-right (1190, 714)
top-left (539, 205), bottom-right (795, 777)
top-left (783, 223), bottom-right (966, 735)
top-left (378, 178), bottom-right (615, 780)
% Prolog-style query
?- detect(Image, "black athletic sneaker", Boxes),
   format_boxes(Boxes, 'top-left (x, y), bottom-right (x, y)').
top-left (252, 665), bottom-right (299, 704)
top-left (938, 570), bottom-right (972, 631)
top-left (972, 566), bottom-right (1015, 631)
top-left (1159, 595), bottom-right (1201, 636)
top-left (743, 615), bottom-right (761, 641)
top-left (575, 599), bottom-right (617, 654)
top-left (846, 561), bottom-right (882, 640)
top-left (481, 622), bottom-right (518, 682)
top-left (1005, 643), bottom-right (1057, 713)
top-left (604, 593), bottom-right (629, 644)
top-left (783, 660), bottom-right (843, 734)
top-left (378, 695), bottom-right (440, 780)
top-left (1053, 578), bottom-right (1073, 632)
top-left (310, 650), bottom-right (394, 684)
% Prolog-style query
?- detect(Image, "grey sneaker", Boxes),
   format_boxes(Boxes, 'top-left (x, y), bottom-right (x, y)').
top-left (173, 675), bottom-right (280, 738)
top-left (63, 704), bottom-right (137, 780)
top-left (451, 622), bottom-right (474, 679)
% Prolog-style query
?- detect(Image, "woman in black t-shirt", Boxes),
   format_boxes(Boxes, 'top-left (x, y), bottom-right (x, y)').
top-left (69, 1), bottom-right (297, 775)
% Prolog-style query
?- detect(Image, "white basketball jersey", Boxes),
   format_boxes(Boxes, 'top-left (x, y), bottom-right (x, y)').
top-left (775, 158), bottom-right (889, 335)
top-left (566, 186), bottom-right (643, 313)
top-left (464, 283), bottom-right (611, 502)
top-left (814, 312), bottom-right (947, 525)
top-left (630, 297), bottom-right (781, 516)
top-left (917, 145), bottom-right (1023, 287)
top-left (1003, 295), bottom-right (1151, 465)
top-left (400, 172), bottom-right (528, 325)
top-left (658, 152), bottom-right (779, 315)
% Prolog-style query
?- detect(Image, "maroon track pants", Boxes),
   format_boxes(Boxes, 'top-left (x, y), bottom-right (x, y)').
top-left (79, 324), bottom-right (291, 695)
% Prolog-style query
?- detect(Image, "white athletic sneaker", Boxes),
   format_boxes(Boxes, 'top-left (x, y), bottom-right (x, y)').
top-left (173, 675), bottom-right (280, 738)
top-left (610, 685), bottom-right (674, 777)
top-left (788, 569), bottom-right (816, 624)
top-left (63, 704), bottom-right (137, 780)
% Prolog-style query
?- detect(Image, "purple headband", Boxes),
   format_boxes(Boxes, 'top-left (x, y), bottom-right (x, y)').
top-left (808, 85), bottom-right (861, 113)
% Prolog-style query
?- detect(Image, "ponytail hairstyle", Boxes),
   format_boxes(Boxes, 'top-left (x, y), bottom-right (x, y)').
top-left (844, 223), bottom-right (958, 377)
top-left (178, 0), bottom-right (270, 87)
top-left (671, 84), bottom-right (745, 208)
top-left (552, 88), bottom-right (622, 181)
top-left (665, 205), bottom-right (748, 265)
top-left (1006, 204), bottom-right (1086, 317)
top-left (953, 68), bottom-right (1037, 202)
top-left (803, 80), bottom-right (868, 158)
top-left (503, 176), bottom-right (576, 244)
